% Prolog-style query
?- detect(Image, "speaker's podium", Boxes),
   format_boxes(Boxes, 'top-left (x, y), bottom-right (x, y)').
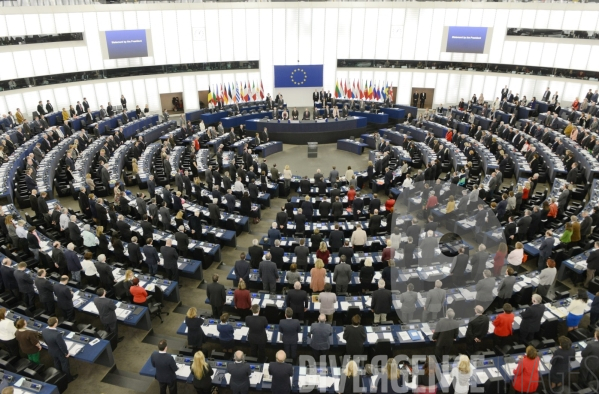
top-left (308, 142), bottom-right (318, 158)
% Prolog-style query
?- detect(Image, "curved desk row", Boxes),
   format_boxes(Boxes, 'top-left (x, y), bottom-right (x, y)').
top-left (0, 134), bottom-right (44, 202)
top-left (521, 132), bottom-right (566, 182)
top-left (36, 134), bottom-right (78, 199)
top-left (184, 101), bottom-right (272, 123)
top-left (88, 110), bottom-right (137, 135)
top-left (494, 135), bottom-right (531, 180)
top-left (70, 136), bottom-right (107, 194)
top-left (245, 117), bottom-right (368, 144)
top-left (136, 143), bottom-right (161, 185)
top-left (462, 135), bottom-right (499, 174)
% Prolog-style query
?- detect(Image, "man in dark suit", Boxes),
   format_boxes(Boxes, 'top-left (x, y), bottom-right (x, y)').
top-left (142, 238), bottom-right (160, 276)
top-left (371, 279), bottom-right (392, 323)
top-left (150, 340), bottom-right (178, 394)
top-left (329, 223), bottom-right (344, 252)
top-left (432, 308), bottom-right (459, 361)
top-left (517, 210), bottom-right (532, 242)
top-left (542, 87), bottom-right (551, 102)
top-left (95, 255), bottom-right (115, 291)
top-left (419, 92), bottom-right (426, 108)
top-left (294, 239), bottom-right (310, 272)
top-left (285, 282), bottom-right (308, 321)
top-left (303, 108), bottom-right (310, 120)
top-left (42, 317), bottom-right (77, 382)
top-left (160, 239), bottom-right (179, 281)
top-left (450, 247), bottom-right (469, 287)
top-left (54, 275), bottom-right (75, 321)
top-left (466, 305), bottom-right (490, 354)
top-left (233, 252), bottom-right (250, 286)
top-left (259, 254), bottom-right (279, 294)
top-left (520, 294), bottom-right (545, 342)
top-left (278, 308), bottom-right (301, 361)
top-left (412, 92), bottom-right (418, 107)
top-left (227, 351), bottom-right (251, 394)
top-left (245, 304), bottom-right (268, 362)
top-left (37, 101), bottom-right (46, 115)
top-left (35, 269), bottom-right (55, 315)
top-left (206, 274), bottom-right (226, 318)
top-left (248, 239), bottom-right (263, 269)
top-left (93, 287), bottom-right (123, 341)
top-left (14, 262), bottom-right (36, 310)
top-left (406, 219), bottom-right (421, 246)
top-left (567, 162), bottom-right (578, 184)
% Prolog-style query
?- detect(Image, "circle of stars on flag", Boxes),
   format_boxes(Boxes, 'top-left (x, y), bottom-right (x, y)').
top-left (290, 68), bottom-right (308, 85)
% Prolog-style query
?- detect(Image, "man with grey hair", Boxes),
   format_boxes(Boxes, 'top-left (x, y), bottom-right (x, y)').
top-left (520, 294), bottom-right (544, 342)
top-left (59, 208), bottom-right (70, 232)
top-left (371, 279), bottom-right (392, 323)
top-left (285, 281), bottom-right (308, 320)
top-left (432, 308), bottom-right (459, 361)
top-left (309, 314), bottom-right (332, 360)
top-left (475, 269), bottom-right (496, 304)
top-left (227, 351), bottom-right (251, 394)
top-left (466, 305), bottom-right (490, 354)
top-left (174, 225), bottom-right (189, 257)
top-left (95, 254), bottom-right (116, 290)
top-left (81, 224), bottom-right (98, 252)
top-left (470, 244), bottom-right (488, 282)
top-left (333, 255), bottom-right (352, 293)
top-left (423, 280), bottom-right (446, 321)
top-left (68, 215), bottom-right (82, 246)
top-left (267, 222), bottom-right (281, 247)
top-left (208, 197), bottom-right (220, 227)
top-left (399, 283), bottom-right (418, 323)
top-left (259, 252), bottom-right (278, 294)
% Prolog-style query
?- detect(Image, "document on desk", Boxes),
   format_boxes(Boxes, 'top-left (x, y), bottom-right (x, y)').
top-left (458, 327), bottom-right (467, 337)
top-left (83, 302), bottom-right (99, 314)
top-left (367, 332), bottom-right (378, 343)
top-left (488, 321), bottom-right (495, 334)
top-left (514, 316), bottom-right (522, 325)
top-left (339, 301), bottom-right (349, 311)
top-left (66, 340), bottom-right (84, 356)
top-left (421, 323), bottom-right (433, 337)
top-left (224, 373), bottom-right (231, 384)
top-left (502, 362), bottom-right (517, 376)
top-left (382, 332), bottom-right (394, 342)
top-left (203, 325), bottom-right (219, 337)
top-left (398, 331), bottom-right (411, 341)
top-left (337, 332), bottom-right (346, 343)
top-left (476, 371), bottom-right (489, 384)
top-left (266, 331), bottom-right (273, 341)
top-left (250, 372), bottom-right (263, 385)
top-left (176, 364), bottom-right (191, 378)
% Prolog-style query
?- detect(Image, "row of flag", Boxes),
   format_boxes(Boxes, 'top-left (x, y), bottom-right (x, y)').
top-left (207, 81), bottom-right (265, 105)
top-left (334, 80), bottom-right (394, 102)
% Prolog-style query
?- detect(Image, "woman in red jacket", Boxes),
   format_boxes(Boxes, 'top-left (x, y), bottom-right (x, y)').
top-left (347, 186), bottom-right (356, 207)
top-left (493, 243), bottom-right (508, 276)
top-left (512, 346), bottom-right (540, 393)
top-left (492, 302), bottom-right (515, 349)
top-left (381, 239), bottom-right (395, 264)
top-left (233, 280), bottom-right (251, 318)
top-left (129, 278), bottom-right (148, 304)
top-left (385, 195), bottom-right (396, 213)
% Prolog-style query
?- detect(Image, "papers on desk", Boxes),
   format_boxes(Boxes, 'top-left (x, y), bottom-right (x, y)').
top-left (337, 332), bottom-right (346, 344)
top-left (176, 364), bottom-right (191, 378)
top-left (459, 288), bottom-right (475, 301)
top-left (459, 327), bottom-right (467, 336)
top-left (66, 340), bottom-right (84, 356)
top-left (514, 316), bottom-right (522, 325)
top-left (339, 301), bottom-right (349, 311)
top-left (366, 332), bottom-right (379, 343)
top-left (234, 327), bottom-right (249, 340)
top-left (398, 331), bottom-right (411, 341)
top-left (421, 323), bottom-right (433, 337)
top-left (83, 302), bottom-right (99, 314)
top-left (298, 375), bottom-right (337, 389)
top-left (250, 372), bottom-right (263, 385)
top-left (503, 362), bottom-right (518, 376)
top-left (476, 371), bottom-right (489, 384)
top-left (266, 331), bottom-right (273, 341)
top-left (488, 321), bottom-right (495, 334)
top-left (116, 308), bottom-right (132, 320)
top-left (224, 373), bottom-right (231, 384)
top-left (203, 325), bottom-right (219, 337)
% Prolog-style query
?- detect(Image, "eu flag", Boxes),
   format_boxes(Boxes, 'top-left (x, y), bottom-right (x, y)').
top-left (274, 65), bottom-right (324, 88)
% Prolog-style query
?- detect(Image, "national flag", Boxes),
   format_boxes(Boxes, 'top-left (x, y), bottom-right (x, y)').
top-left (388, 84), bottom-right (394, 102)
top-left (252, 81), bottom-right (257, 101)
top-left (345, 80), bottom-right (350, 98)
top-left (245, 83), bottom-right (250, 101)
top-left (381, 84), bottom-right (387, 101)
top-left (207, 86), bottom-right (214, 105)
top-left (335, 80), bottom-right (341, 98)
top-left (222, 84), bottom-right (228, 104)
top-left (228, 83), bottom-right (233, 103)
top-left (358, 82), bottom-right (363, 100)
top-left (260, 80), bottom-right (265, 99)
top-left (368, 81), bottom-right (373, 100)
top-left (352, 80), bottom-right (357, 99)
top-left (235, 83), bottom-right (241, 103)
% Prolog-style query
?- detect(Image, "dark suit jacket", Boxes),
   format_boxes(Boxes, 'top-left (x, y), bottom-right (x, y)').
top-left (93, 296), bottom-right (117, 324)
top-left (150, 351), bottom-right (178, 383)
top-left (227, 362), bottom-right (251, 394)
top-left (285, 289), bottom-right (308, 316)
top-left (432, 318), bottom-right (459, 346)
top-left (372, 288), bottom-right (392, 314)
top-left (245, 315), bottom-right (268, 344)
top-left (466, 314), bottom-right (490, 341)
top-left (142, 245), bottom-right (160, 267)
top-left (206, 282), bottom-right (226, 307)
top-left (278, 318), bottom-right (301, 344)
top-left (42, 328), bottom-right (68, 359)
top-left (520, 304), bottom-right (545, 333)
top-left (269, 362), bottom-right (293, 394)
top-left (35, 277), bottom-right (55, 303)
top-left (160, 246), bottom-right (178, 269)
top-left (248, 245), bottom-right (263, 269)
top-left (53, 283), bottom-right (73, 309)
top-left (14, 270), bottom-right (35, 294)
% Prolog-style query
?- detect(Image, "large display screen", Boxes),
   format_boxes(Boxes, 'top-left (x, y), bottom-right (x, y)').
top-left (104, 30), bottom-right (149, 59)
top-left (445, 26), bottom-right (489, 54)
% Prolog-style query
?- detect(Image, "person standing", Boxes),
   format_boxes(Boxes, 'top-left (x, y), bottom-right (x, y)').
top-left (549, 336), bottom-right (575, 390)
top-left (206, 274), bottom-right (226, 319)
top-left (54, 275), bottom-right (75, 321)
top-left (190, 351), bottom-right (213, 394)
top-left (519, 294), bottom-right (544, 342)
top-left (318, 284), bottom-right (337, 323)
top-left (0, 308), bottom-right (18, 357)
top-left (285, 281), bottom-right (308, 321)
top-left (371, 279), bottom-right (392, 323)
top-left (585, 241), bottom-right (599, 288)
top-left (278, 308), bottom-right (301, 362)
top-left (245, 304), bottom-right (268, 362)
top-left (160, 239), bottom-right (179, 281)
top-left (150, 340), bottom-right (179, 394)
top-left (333, 257), bottom-right (352, 294)
top-left (450, 355), bottom-right (473, 394)
top-left (269, 350), bottom-right (293, 394)
top-left (398, 283), bottom-right (418, 322)
top-left (42, 317), bottom-right (77, 381)
top-left (15, 319), bottom-right (41, 364)
top-left (93, 288), bottom-right (123, 342)
top-left (309, 314), bottom-right (332, 360)
top-left (258, 253), bottom-right (279, 294)
top-left (432, 309), bottom-right (459, 362)
top-left (465, 305), bottom-right (490, 355)
top-left (185, 307), bottom-right (206, 354)
top-left (343, 315), bottom-right (366, 361)
top-left (512, 346), bottom-right (540, 394)
top-left (227, 351), bottom-right (251, 394)
top-left (423, 280), bottom-right (446, 321)
top-left (13, 262), bottom-right (35, 310)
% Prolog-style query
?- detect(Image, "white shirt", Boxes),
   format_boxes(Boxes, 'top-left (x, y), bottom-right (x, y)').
top-left (233, 181), bottom-right (245, 193)
top-left (450, 368), bottom-right (472, 394)
top-left (60, 214), bottom-right (69, 230)
top-left (507, 249), bottom-right (523, 266)
top-left (0, 319), bottom-right (16, 341)
top-left (402, 178), bottom-right (413, 188)
top-left (81, 259), bottom-right (98, 276)
top-left (16, 225), bottom-right (27, 239)
top-left (567, 299), bottom-right (587, 316)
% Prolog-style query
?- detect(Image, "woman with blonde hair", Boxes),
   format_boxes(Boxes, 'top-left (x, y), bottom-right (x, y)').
top-left (316, 241), bottom-right (330, 265)
top-left (450, 355), bottom-right (473, 394)
top-left (186, 307), bottom-right (205, 354)
top-left (507, 242), bottom-right (524, 268)
top-left (310, 259), bottom-right (326, 292)
top-left (175, 210), bottom-right (184, 228)
top-left (85, 173), bottom-right (95, 191)
top-left (340, 360), bottom-right (363, 394)
top-left (131, 158), bottom-right (139, 175)
top-left (360, 257), bottom-right (375, 293)
top-left (345, 166), bottom-right (354, 181)
top-left (283, 165), bottom-right (292, 189)
top-left (376, 358), bottom-right (403, 394)
top-left (5, 215), bottom-right (17, 247)
top-left (191, 350), bottom-right (214, 394)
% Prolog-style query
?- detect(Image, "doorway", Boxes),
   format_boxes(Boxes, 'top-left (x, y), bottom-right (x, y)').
top-left (410, 88), bottom-right (434, 109)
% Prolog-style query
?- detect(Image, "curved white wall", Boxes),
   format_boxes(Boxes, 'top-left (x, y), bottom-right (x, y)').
top-left (1, 2), bottom-right (599, 112)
